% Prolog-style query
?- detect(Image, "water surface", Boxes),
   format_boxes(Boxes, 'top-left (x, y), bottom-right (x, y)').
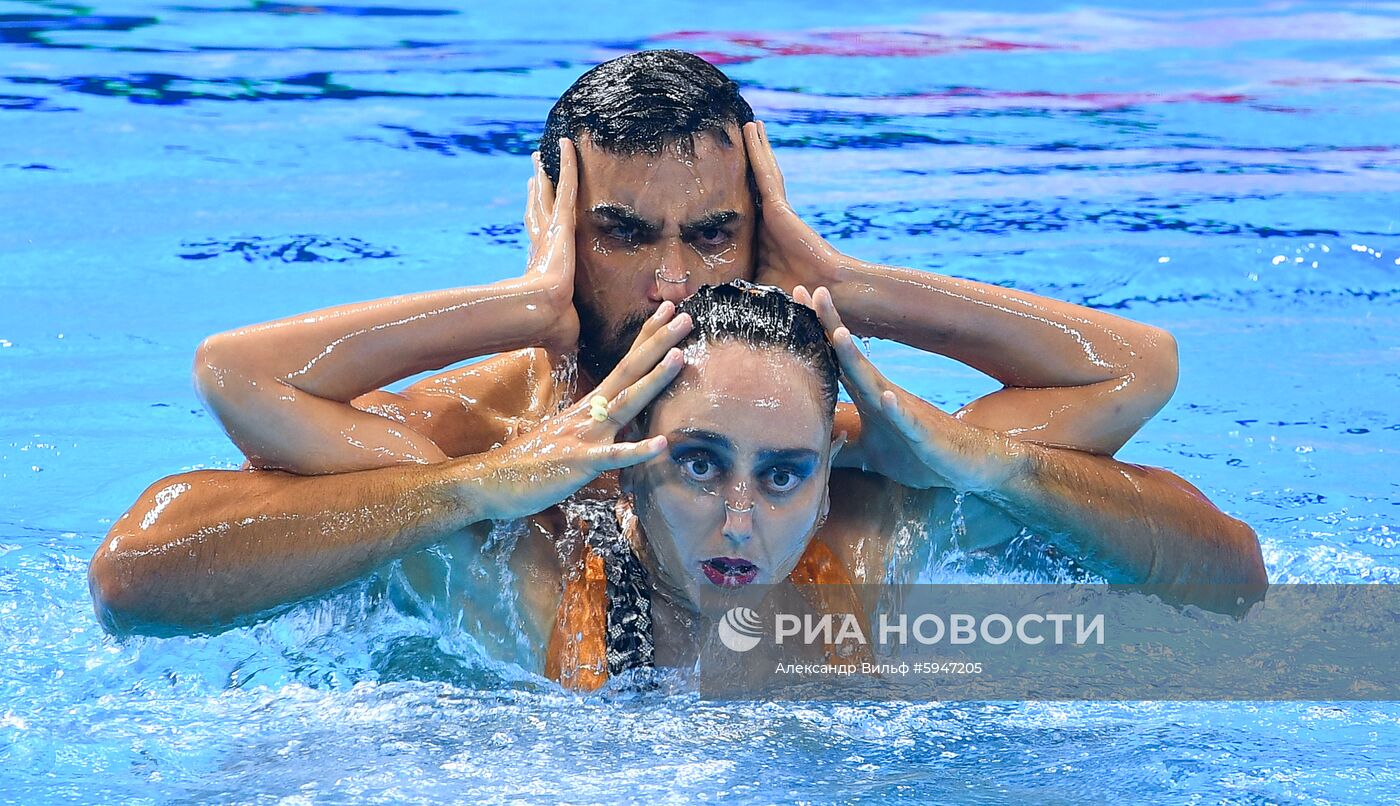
top-left (2, 0), bottom-right (1398, 802)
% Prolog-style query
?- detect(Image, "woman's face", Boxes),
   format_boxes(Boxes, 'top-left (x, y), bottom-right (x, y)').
top-left (623, 339), bottom-right (837, 614)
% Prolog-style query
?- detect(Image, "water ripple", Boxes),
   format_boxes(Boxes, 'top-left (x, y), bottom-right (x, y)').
top-left (178, 234), bottom-right (398, 264)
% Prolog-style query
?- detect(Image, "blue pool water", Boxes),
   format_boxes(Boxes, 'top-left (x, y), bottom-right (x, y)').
top-left (3, 0), bottom-right (1399, 801)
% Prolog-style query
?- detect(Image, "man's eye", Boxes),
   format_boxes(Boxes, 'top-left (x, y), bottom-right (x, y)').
top-left (765, 468), bottom-right (803, 493)
top-left (606, 225), bottom-right (640, 243)
top-left (679, 454), bottom-right (720, 482)
top-left (694, 227), bottom-right (730, 247)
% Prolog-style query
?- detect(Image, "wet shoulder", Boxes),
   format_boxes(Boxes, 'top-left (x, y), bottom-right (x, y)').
top-left (395, 348), bottom-right (569, 457)
top-left (820, 473), bottom-right (1025, 584)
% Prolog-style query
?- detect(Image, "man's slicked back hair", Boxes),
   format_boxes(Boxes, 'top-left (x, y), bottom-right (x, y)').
top-left (540, 49), bottom-right (754, 184)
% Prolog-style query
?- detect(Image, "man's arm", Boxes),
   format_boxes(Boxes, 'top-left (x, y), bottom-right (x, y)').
top-left (194, 276), bottom-right (575, 474)
top-left (93, 329), bottom-right (555, 627)
top-left (91, 138), bottom-right (597, 633)
top-left (91, 301), bottom-right (691, 635)
top-left (827, 265), bottom-right (1176, 456)
top-left (89, 464), bottom-right (476, 634)
top-left (195, 142), bottom-right (582, 475)
top-left (744, 121), bottom-right (1174, 455)
top-left (93, 342), bottom-right (554, 632)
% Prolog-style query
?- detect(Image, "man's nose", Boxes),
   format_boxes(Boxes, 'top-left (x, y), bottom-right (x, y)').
top-left (651, 237), bottom-right (695, 304)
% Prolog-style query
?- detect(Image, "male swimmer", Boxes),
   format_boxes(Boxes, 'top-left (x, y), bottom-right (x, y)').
top-left (88, 51), bottom-right (1266, 687)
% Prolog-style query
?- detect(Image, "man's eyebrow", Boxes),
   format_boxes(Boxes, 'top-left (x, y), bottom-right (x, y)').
top-left (588, 203), bottom-right (659, 234)
top-left (681, 210), bottom-right (740, 233)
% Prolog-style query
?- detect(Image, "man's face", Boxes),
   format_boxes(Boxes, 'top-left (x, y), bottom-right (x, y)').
top-left (572, 124), bottom-right (757, 379)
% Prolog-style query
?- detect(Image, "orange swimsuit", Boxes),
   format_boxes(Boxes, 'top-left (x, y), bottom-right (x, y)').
top-left (545, 535), bottom-right (872, 691)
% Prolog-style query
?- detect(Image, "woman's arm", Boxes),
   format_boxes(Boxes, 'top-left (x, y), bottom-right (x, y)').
top-left (195, 143), bottom-right (582, 475)
top-left (810, 288), bottom-right (1265, 614)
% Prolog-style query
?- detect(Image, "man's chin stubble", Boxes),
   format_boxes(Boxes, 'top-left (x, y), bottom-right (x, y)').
top-left (576, 304), bottom-right (653, 382)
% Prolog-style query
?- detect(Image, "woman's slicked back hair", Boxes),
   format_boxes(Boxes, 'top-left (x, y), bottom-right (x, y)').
top-left (673, 281), bottom-right (839, 418)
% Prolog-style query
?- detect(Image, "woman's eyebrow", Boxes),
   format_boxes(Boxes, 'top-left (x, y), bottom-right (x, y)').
top-left (670, 429), bottom-right (818, 464)
top-left (757, 448), bottom-right (819, 466)
top-left (670, 428), bottom-right (732, 451)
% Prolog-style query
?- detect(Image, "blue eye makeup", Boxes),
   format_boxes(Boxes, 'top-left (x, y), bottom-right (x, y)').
top-left (674, 449), bottom-right (723, 483)
top-left (667, 429), bottom-right (820, 497)
top-left (765, 468), bottom-right (799, 492)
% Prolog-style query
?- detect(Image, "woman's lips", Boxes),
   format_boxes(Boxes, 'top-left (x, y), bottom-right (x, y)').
top-left (701, 557), bottom-right (759, 588)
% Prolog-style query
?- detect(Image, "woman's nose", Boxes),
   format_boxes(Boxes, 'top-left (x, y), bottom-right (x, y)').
top-left (722, 486), bottom-right (754, 544)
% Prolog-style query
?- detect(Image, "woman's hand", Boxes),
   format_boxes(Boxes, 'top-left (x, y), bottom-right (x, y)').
top-left (452, 303), bottom-right (694, 522)
top-left (524, 138), bottom-right (581, 358)
top-left (797, 286), bottom-right (1024, 494)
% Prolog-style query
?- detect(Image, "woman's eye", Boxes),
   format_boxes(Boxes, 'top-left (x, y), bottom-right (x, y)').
top-left (679, 455), bottom-right (720, 482)
top-left (765, 468), bottom-right (803, 493)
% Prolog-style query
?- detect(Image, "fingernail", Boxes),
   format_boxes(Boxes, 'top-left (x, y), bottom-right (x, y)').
top-left (653, 301), bottom-right (672, 320)
top-left (668, 313), bottom-right (691, 332)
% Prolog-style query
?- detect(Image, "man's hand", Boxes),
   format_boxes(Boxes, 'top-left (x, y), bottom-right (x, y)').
top-left (451, 302), bottom-right (693, 522)
top-left (524, 138), bottom-right (581, 358)
top-left (744, 121), bottom-right (846, 293)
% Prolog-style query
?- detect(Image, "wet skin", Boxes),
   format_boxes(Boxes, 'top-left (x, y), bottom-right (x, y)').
top-left (570, 127), bottom-right (755, 374)
top-left (416, 342), bottom-right (898, 671)
top-left (91, 119), bottom-right (1267, 657)
top-left (624, 341), bottom-right (837, 615)
top-left (405, 338), bottom-right (1009, 671)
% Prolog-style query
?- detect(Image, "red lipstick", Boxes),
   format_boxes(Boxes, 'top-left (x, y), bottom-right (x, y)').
top-left (701, 557), bottom-right (759, 587)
